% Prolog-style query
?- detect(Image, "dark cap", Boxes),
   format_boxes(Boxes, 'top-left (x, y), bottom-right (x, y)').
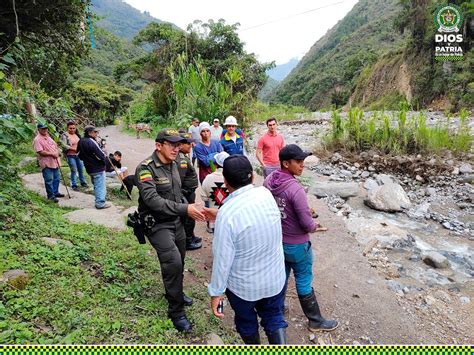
top-left (36, 123), bottom-right (48, 129)
top-left (180, 132), bottom-right (194, 143)
top-left (279, 144), bottom-right (312, 162)
top-left (84, 125), bottom-right (99, 134)
top-left (155, 128), bottom-right (187, 143)
top-left (223, 155), bottom-right (253, 188)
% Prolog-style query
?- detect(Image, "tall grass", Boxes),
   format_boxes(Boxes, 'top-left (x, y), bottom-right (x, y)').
top-left (326, 106), bottom-right (472, 156)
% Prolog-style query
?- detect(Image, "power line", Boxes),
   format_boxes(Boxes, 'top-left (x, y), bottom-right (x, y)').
top-left (240, 1), bottom-right (346, 32)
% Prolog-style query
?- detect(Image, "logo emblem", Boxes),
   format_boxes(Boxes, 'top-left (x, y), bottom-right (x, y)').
top-left (435, 5), bottom-right (462, 33)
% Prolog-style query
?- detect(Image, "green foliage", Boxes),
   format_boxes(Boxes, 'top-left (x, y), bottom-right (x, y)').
top-left (325, 106), bottom-right (472, 156)
top-left (244, 101), bottom-right (310, 122)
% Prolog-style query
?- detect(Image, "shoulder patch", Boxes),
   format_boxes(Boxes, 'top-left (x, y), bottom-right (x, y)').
top-left (139, 168), bottom-right (153, 182)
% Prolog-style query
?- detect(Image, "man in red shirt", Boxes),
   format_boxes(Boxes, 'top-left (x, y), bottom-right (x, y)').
top-left (256, 117), bottom-right (285, 178)
top-left (33, 123), bottom-right (64, 203)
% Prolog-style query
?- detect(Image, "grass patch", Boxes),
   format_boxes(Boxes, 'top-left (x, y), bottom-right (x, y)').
top-left (245, 101), bottom-right (311, 122)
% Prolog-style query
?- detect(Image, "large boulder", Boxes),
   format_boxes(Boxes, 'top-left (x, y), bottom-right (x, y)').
top-left (309, 182), bottom-right (359, 199)
top-left (364, 183), bottom-right (411, 212)
top-left (422, 251), bottom-right (450, 269)
top-left (304, 155), bottom-right (320, 168)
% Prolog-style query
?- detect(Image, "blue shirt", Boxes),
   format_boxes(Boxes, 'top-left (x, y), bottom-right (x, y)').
top-left (208, 185), bottom-right (286, 301)
top-left (220, 132), bottom-right (244, 156)
top-left (194, 140), bottom-right (223, 167)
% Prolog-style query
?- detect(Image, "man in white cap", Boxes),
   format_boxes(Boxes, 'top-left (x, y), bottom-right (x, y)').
top-left (194, 122), bottom-right (223, 183)
top-left (220, 116), bottom-right (244, 156)
top-left (210, 118), bottom-right (223, 141)
top-left (188, 117), bottom-right (201, 165)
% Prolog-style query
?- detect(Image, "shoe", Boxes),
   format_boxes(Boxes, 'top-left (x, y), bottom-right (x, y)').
top-left (240, 333), bottom-right (261, 344)
top-left (266, 328), bottom-right (287, 344)
top-left (192, 236), bottom-right (202, 244)
top-left (72, 186), bottom-right (80, 192)
top-left (183, 294), bottom-right (193, 307)
top-left (172, 316), bottom-right (192, 333)
top-left (49, 197), bottom-right (59, 203)
top-left (299, 289), bottom-right (339, 332)
top-left (81, 183), bottom-right (88, 188)
top-left (186, 241), bottom-right (202, 250)
top-left (96, 203), bottom-right (111, 209)
top-left (55, 193), bottom-right (65, 198)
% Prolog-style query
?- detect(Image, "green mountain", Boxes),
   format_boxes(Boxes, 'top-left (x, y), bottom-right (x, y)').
top-left (270, 0), bottom-right (473, 111)
top-left (91, 0), bottom-right (164, 40)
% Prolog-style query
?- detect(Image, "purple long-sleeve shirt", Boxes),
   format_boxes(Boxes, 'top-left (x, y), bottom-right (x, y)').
top-left (264, 169), bottom-right (317, 244)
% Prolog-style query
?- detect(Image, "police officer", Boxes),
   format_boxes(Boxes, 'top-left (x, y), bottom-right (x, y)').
top-left (177, 131), bottom-right (202, 250)
top-left (135, 129), bottom-right (206, 333)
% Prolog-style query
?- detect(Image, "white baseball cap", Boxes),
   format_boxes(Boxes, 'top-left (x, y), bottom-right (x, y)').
top-left (214, 151), bottom-right (229, 167)
top-left (224, 115), bottom-right (239, 126)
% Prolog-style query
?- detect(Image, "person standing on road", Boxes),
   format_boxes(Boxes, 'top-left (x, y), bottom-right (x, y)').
top-left (220, 116), bottom-right (244, 156)
top-left (177, 130), bottom-right (202, 250)
top-left (194, 122), bottom-right (223, 184)
top-left (256, 117), bottom-right (285, 178)
top-left (210, 118), bottom-right (223, 141)
top-left (33, 123), bottom-right (64, 203)
top-left (188, 117), bottom-right (201, 165)
top-left (135, 129), bottom-right (206, 333)
top-left (77, 125), bottom-right (110, 209)
top-left (206, 155), bottom-right (288, 344)
top-left (60, 120), bottom-right (88, 191)
top-left (264, 144), bottom-right (338, 332)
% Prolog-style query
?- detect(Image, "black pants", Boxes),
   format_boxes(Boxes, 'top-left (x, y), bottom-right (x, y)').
top-left (182, 191), bottom-right (196, 245)
top-left (147, 219), bottom-right (186, 320)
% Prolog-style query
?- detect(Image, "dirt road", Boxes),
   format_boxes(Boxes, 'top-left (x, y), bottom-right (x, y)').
top-left (91, 125), bottom-right (474, 344)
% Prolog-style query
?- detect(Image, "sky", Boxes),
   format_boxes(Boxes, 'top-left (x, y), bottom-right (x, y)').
top-left (123, 0), bottom-right (359, 64)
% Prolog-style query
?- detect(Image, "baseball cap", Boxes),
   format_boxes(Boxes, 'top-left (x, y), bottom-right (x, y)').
top-left (192, 117), bottom-right (200, 123)
top-left (155, 129), bottom-right (187, 143)
top-left (214, 151), bottom-right (229, 167)
top-left (223, 155), bottom-right (253, 187)
top-left (213, 118), bottom-right (219, 123)
top-left (84, 125), bottom-right (99, 134)
top-left (180, 132), bottom-right (194, 143)
top-left (224, 116), bottom-right (239, 126)
top-left (279, 144), bottom-right (312, 162)
top-left (199, 122), bottom-right (211, 133)
top-left (36, 123), bottom-right (48, 129)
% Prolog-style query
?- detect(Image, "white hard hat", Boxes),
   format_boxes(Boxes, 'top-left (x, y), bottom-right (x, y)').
top-left (224, 115), bottom-right (239, 126)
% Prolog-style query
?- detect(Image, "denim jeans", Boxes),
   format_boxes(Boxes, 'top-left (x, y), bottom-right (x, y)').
top-left (225, 286), bottom-right (287, 337)
top-left (90, 171), bottom-right (106, 208)
top-left (42, 167), bottom-right (60, 199)
top-left (283, 241), bottom-right (314, 296)
top-left (67, 155), bottom-right (87, 187)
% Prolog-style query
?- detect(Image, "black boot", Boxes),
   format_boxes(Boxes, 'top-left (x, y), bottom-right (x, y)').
top-left (298, 289), bottom-right (338, 332)
top-left (183, 293), bottom-right (193, 307)
top-left (266, 328), bottom-right (287, 344)
top-left (172, 315), bottom-right (193, 333)
top-left (240, 333), bottom-right (261, 344)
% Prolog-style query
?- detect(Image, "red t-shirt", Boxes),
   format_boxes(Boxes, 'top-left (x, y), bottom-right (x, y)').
top-left (257, 132), bottom-right (285, 166)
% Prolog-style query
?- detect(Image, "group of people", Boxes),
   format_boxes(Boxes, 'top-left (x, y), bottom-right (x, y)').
top-left (133, 116), bottom-right (338, 343)
top-left (33, 116), bottom-right (338, 343)
top-left (33, 121), bottom-right (127, 209)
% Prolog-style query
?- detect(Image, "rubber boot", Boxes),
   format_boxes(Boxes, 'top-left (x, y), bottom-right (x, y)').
top-left (298, 289), bottom-right (339, 332)
top-left (240, 333), bottom-right (261, 344)
top-left (266, 328), bottom-right (287, 344)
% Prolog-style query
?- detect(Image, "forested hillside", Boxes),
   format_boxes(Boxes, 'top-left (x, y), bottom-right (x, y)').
top-left (270, 0), bottom-right (473, 111)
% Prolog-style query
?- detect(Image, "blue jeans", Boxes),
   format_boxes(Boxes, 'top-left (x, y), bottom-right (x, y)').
top-left (42, 167), bottom-right (60, 199)
top-left (67, 155), bottom-right (87, 187)
top-left (90, 171), bottom-right (106, 208)
top-left (283, 241), bottom-right (314, 296)
top-left (225, 286), bottom-right (287, 337)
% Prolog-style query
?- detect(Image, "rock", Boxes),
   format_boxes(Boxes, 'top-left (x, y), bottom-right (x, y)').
top-left (206, 333), bottom-right (224, 345)
top-left (363, 178), bottom-right (379, 191)
top-left (364, 183), bottom-right (411, 212)
top-left (459, 296), bottom-right (471, 304)
top-left (354, 163), bottom-right (360, 168)
top-left (442, 222), bottom-right (453, 230)
top-left (422, 251), bottom-right (450, 269)
top-left (1, 269), bottom-right (29, 290)
top-left (41, 237), bottom-right (73, 247)
top-left (362, 239), bottom-right (378, 256)
top-left (459, 163), bottom-right (473, 174)
top-left (415, 175), bottom-right (424, 182)
top-left (459, 175), bottom-right (474, 184)
top-left (17, 157), bottom-right (37, 168)
top-left (425, 187), bottom-right (436, 196)
top-left (368, 166), bottom-right (376, 172)
top-left (309, 333), bottom-right (316, 342)
top-left (340, 169), bottom-right (353, 178)
top-left (309, 182), bottom-right (360, 199)
top-left (331, 153), bottom-right (342, 162)
top-left (434, 290), bottom-right (452, 303)
top-left (386, 280), bottom-right (403, 293)
top-left (376, 174), bottom-right (396, 185)
top-left (452, 168), bottom-right (459, 175)
top-left (424, 295), bottom-right (436, 305)
top-left (361, 171), bottom-right (370, 178)
top-left (305, 155), bottom-right (320, 168)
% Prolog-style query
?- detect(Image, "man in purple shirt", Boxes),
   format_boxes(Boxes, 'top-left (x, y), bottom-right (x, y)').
top-left (264, 144), bottom-right (338, 332)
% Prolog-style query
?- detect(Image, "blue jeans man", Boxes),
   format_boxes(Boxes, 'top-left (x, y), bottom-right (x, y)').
top-left (89, 171), bottom-right (107, 209)
top-left (66, 155), bottom-right (87, 189)
top-left (42, 167), bottom-right (60, 201)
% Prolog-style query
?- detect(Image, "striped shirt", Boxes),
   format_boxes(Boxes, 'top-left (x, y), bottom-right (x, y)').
top-left (208, 185), bottom-right (286, 301)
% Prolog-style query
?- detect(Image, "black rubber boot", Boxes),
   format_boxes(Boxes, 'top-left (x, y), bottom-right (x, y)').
top-left (240, 333), bottom-right (261, 344)
top-left (266, 328), bottom-right (287, 344)
top-left (298, 289), bottom-right (339, 332)
top-left (172, 315), bottom-right (193, 333)
top-left (183, 294), bottom-right (193, 307)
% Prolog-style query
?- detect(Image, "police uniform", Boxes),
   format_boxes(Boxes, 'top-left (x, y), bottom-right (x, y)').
top-left (177, 150), bottom-right (199, 246)
top-left (135, 147), bottom-right (189, 325)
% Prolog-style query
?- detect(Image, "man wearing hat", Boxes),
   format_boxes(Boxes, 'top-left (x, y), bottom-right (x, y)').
top-left (135, 129), bottom-right (206, 333)
top-left (77, 125), bottom-right (110, 209)
top-left (33, 123), bottom-right (64, 203)
top-left (177, 130), bottom-right (202, 251)
top-left (264, 144), bottom-right (339, 332)
top-left (194, 122), bottom-right (223, 183)
top-left (210, 118), bottom-right (223, 141)
top-left (220, 116), bottom-right (244, 156)
top-left (206, 155), bottom-right (288, 344)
